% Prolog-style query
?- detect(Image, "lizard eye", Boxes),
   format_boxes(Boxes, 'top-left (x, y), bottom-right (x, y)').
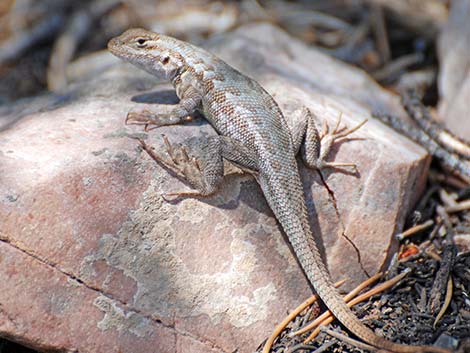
top-left (136, 38), bottom-right (147, 47)
top-left (162, 56), bottom-right (170, 65)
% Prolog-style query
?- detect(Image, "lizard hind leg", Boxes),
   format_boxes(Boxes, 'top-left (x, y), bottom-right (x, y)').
top-left (138, 134), bottom-right (258, 198)
top-left (292, 107), bottom-right (366, 172)
top-left (137, 135), bottom-right (223, 198)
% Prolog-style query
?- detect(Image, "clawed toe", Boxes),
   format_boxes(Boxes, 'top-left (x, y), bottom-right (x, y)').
top-left (300, 108), bottom-right (366, 173)
top-left (125, 110), bottom-right (167, 131)
top-left (125, 109), bottom-right (193, 131)
top-left (126, 110), bottom-right (152, 125)
top-left (322, 113), bottom-right (367, 142)
top-left (162, 190), bottom-right (208, 200)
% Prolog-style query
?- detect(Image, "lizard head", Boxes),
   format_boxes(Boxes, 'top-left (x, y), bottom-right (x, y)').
top-left (108, 28), bottom-right (182, 80)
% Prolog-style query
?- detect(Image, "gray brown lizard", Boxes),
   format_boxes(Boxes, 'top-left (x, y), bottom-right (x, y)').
top-left (108, 28), bottom-right (450, 353)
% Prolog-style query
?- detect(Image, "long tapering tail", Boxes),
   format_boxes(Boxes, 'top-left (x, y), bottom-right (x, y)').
top-left (260, 173), bottom-right (450, 353)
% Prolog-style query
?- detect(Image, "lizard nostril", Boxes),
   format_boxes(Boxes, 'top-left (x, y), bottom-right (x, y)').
top-left (107, 38), bottom-right (118, 51)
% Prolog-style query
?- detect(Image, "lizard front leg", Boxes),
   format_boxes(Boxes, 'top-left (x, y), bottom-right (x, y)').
top-left (137, 135), bottom-right (258, 198)
top-left (126, 86), bottom-right (202, 131)
top-left (292, 108), bottom-right (366, 171)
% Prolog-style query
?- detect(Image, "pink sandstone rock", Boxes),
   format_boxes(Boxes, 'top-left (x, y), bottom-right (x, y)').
top-left (0, 23), bottom-right (429, 352)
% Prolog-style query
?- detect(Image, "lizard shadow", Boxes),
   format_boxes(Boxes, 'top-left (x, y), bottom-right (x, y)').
top-left (313, 136), bottom-right (365, 179)
top-left (163, 173), bottom-right (269, 214)
top-left (162, 173), bottom-right (327, 267)
top-left (131, 89), bottom-right (179, 105)
top-left (163, 160), bottom-right (345, 277)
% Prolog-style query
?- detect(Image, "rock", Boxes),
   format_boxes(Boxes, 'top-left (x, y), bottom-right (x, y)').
top-left (437, 0), bottom-right (470, 140)
top-left (0, 241), bottom-right (176, 353)
top-left (0, 23), bottom-right (429, 352)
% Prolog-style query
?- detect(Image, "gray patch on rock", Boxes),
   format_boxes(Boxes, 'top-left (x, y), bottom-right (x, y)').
top-left (93, 295), bottom-right (154, 338)
top-left (82, 177), bottom-right (93, 187)
top-left (91, 148), bottom-right (108, 156)
top-left (80, 170), bottom-right (277, 328)
top-left (3, 194), bottom-right (18, 202)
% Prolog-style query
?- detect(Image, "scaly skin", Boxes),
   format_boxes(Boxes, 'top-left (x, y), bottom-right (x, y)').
top-left (108, 29), bottom-right (451, 353)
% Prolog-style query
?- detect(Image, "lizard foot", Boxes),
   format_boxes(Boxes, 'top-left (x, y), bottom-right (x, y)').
top-left (137, 135), bottom-right (216, 198)
top-left (315, 112), bottom-right (367, 172)
top-left (320, 112), bottom-right (367, 142)
top-left (162, 134), bottom-right (203, 177)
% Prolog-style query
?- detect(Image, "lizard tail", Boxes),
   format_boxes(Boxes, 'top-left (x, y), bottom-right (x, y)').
top-left (260, 176), bottom-right (450, 353)
top-left (310, 271), bottom-right (450, 353)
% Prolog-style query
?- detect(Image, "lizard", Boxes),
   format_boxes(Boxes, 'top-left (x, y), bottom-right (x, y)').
top-left (108, 28), bottom-right (451, 353)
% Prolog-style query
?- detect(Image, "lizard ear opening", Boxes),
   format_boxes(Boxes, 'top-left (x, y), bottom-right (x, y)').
top-left (162, 56), bottom-right (170, 65)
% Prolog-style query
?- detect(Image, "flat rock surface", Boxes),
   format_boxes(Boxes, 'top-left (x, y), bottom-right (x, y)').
top-left (0, 24), bottom-right (429, 353)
